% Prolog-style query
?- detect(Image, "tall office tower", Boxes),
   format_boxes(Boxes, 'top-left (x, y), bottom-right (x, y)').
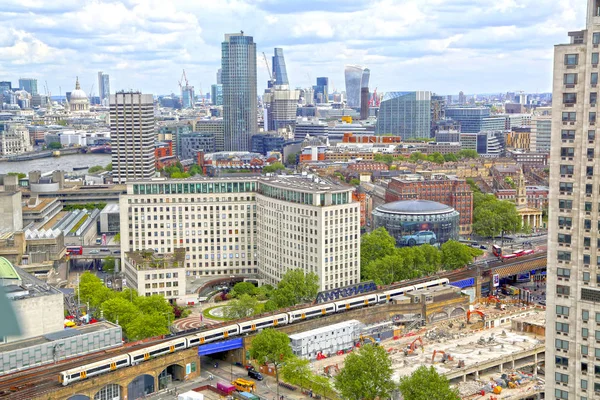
top-left (0, 82), bottom-right (12, 92)
top-left (110, 91), bottom-right (156, 183)
top-left (18, 78), bottom-right (37, 96)
top-left (181, 85), bottom-right (195, 109)
top-left (211, 84), bottom-right (223, 106)
top-left (216, 68), bottom-right (222, 85)
top-left (272, 48), bottom-right (289, 85)
top-left (547, 3), bottom-right (600, 398)
top-left (222, 32), bottom-right (257, 151)
top-left (375, 91), bottom-right (431, 139)
top-left (458, 91), bottom-right (466, 105)
top-left (263, 85), bottom-right (301, 131)
top-left (97, 72), bottom-right (110, 103)
top-left (344, 65), bottom-right (369, 108)
top-left (314, 77), bottom-right (328, 103)
top-left (360, 87), bottom-right (369, 120)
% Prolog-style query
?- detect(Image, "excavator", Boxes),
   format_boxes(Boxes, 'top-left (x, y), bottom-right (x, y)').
top-left (403, 337), bottom-right (424, 356)
top-left (466, 310), bottom-right (485, 323)
top-left (431, 350), bottom-right (454, 364)
top-left (358, 335), bottom-right (379, 346)
top-left (324, 364), bottom-right (340, 377)
top-left (486, 296), bottom-right (507, 310)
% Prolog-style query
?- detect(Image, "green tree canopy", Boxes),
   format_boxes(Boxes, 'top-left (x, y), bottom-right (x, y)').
top-left (440, 240), bottom-right (483, 270)
top-left (472, 193), bottom-right (522, 238)
top-left (102, 256), bottom-right (115, 273)
top-left (281, 356), bottom-right (312, 391)
top-left (101, 297), bottom-right (138, 325)
top-left (409, 152), bottom-right (427, 162)
top-left (360, 227), bottom-right (396, 268)
top-left (443, 153), bottom-right (458, 162)
top-left (105, 163), bottom-right (113, 171)
top-left (272, 269), bottom-right (319, 308)
top-left (249, 329), bottom-right (294, 395)
top-left (188, 164), bottom-right (202, 176)
top-left (334, 344), bottom-right (396, 400)
top-left (47, 141), bottom-right (62, 149)
top-left (457, 149), bottom-right (478, 159)
top-left (125, 314), bottom-right (170, 341)
top-left (88, 165), bottom-right (104, 173)
top-left (7, 172), bottom-right (26, 179)
top-left (349, 178), bottom-right (361, 186)
top-left (286, 152), bottom-right (298, 165)
top-left (224, 294), bottom-right (260, 319)
top-left (263, 162), bottom-right (286, 173)
top-left (232, 281), bottom-right (257, 297)
top-left (398, 366), bottom-right (460, 400)
top-left (427, 152), bottom-right (445, 164)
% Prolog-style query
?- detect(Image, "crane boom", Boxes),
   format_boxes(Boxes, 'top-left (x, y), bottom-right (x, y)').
top-left (262, 52), bottom-right (273, 82)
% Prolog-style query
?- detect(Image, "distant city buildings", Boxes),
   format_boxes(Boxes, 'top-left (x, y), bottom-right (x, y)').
top-left (222, 32), bottom-right (257, 151)
top-left (271, 48), bottom-right (289, 86)
top-left (97, 72), bottom-right (110, 104)
top-left (314, 77), bottom-right (329, 103)
top-left (0, 124), bottom-right (32, 156)
top-left (375, 91), bottom-right (432, 139)
top-left (445, 107), bottom-right (505, 134)
top-left (179, 132), bottom-right (216, 160)
top-left (18, 78), bottom-right (37, 96)
top-left (110, 91), bottom-right (156, 183)
top-left (530, 106), bottom-right (551, 152)
top-left (458, 91), bottom-right (466, 105)
top-left (344, 65), bottom-right (369, 108)
top-left (66, 77), bottom-right (90, 112)
top-left (210, 84), bottom-right (223, 106)
top-left (263, 85), bottom-right (300, 131)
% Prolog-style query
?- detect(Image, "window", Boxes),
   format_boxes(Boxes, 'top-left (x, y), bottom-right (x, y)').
top-left (557, 266), bottom-right (571, 276)
top-left (585, 219), bottom-right (592, 229)
top-left (587, 184), bottom-right (594, 195)
top-left (592, 93), bottom-right (598, 104)
top-left (591, 112), bottom-right (597, 123)
top-left (582, 379), bottom-right (588, 390)
top-left (582, 327), bottom-right (589, 338)
top-left (594, 32), bottom-right (600, 45)
top-left (587, 167), bottom-right (594, 177)
top-left (594, 53), bottom-right (600, 65)
top-left (555, 338), bottom-right (569, 350)
top-left (555, 372), bottom-right (569, 384)
top-left (560, 182), bottom-right (574, 193)
top-left (559, 199), bottom-right (573, 209)
top-left (565, 54), bottom-right (579, 65)
top-left (589, 130), bottom-right (596, 140)
top-left (561, 130), bottom-right (576, 139)
top-left (564, 73), bottom-right (578, 84)
top-left (558, 233), bottom-right (572, 244)
top-left (595, 330), bottom-right (600, 340)
top-left (584, 271), bottom-right (591, 282)
top-left (555, 389), bottom-right (568, 399)
top-left (564, 93), bottom-right (577, 104)
top-left (556, 305), bottom-right (570, 316)
top-left (584, 236), bottom-right (592, 246)
top-left (556, 356), bottom-right (569, 367)
top-left (585, 254), bottom-right (592, 264)
top-left (556, 322), bottom-right (569, 333)
top-left (593, 73), bottom-right (599, 85)
top-left (561, 147), bottom-right (575, 157)
top-left (558, 216), bottom-right (572, 228)
top-left (557, 285), bottom-right (571, 295)
top-left (582, 344), bottom-right (589, 355)
top-left (560, 165), bottom-right (574, 175)
top-left (562, 112), bottom-right (577, 121)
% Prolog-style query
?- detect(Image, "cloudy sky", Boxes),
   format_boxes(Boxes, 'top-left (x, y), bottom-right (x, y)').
top-left (0, 0), bottom-right (585, 97)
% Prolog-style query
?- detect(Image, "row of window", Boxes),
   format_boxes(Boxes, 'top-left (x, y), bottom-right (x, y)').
top-left (563, 72), bottom-right (599, 85)
top-left (561, 111), bottom-right (597, 122)
top-left (563, 92), bottom-right (598, 104)
top-left (560, 129), bottom-right (597, 140)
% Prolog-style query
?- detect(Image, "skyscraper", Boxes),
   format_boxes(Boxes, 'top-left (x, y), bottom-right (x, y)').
top-left (211, 84), bottom-right (223, 106)
top-left (344, 65), bottom-right (369, 108)
top-left (18, 78), bottom-right (37, 96)
top-left (272, 48), bottom-right (289, 86)
top-left (110, 91), bottom-right (155, 183)
top-left (375, 91), bottom-right (431, 139)
top-left (547, 2), bottom-right (599, 398)
top-left (216, 68), bottom-right (222, 85)
top-left (263, 85), bottom-right (300, 131)
top-left (97, 72), bottom-right (110, 103)
top-left (221, 32), bottom-right (257, 151)
top-left (458, 91), bottom-right (466, 105)
top-left (314, 77), bottom-right (328, 103)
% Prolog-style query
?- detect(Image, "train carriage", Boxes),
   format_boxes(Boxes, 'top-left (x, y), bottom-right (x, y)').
top-left (59, 354), bottom-right (130, 386)
top-left (187, 325), bottom-right (240, 346)
top-left (287, 303), bottom-right (336, 323)
top-left (334, 293), bottom-right (378, 312)
top-left (237, 314), bottom-right (288, 334)
top-left (129, 338), bottom-right (187, 365)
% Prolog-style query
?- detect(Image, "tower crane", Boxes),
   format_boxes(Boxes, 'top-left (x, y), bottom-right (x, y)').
top-left (262, 52), bottom-right (274, 85)
top-left (89, 84), bottom-right (94, 101)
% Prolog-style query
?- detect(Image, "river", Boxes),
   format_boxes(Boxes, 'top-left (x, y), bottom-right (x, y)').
top-left (0, 153), bottom-right (112, 175)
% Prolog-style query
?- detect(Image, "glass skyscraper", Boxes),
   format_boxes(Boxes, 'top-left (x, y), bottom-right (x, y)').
top-left (445, 107), bottom-right (491, 133)
top-left (97, 72), bottom-right (110, 103)
top-left (211, 84), bottom-right (223, 106)
top-left (272, 48), bottom-right (289, 86)
top-left (221, 32), bottom-right (257, 151)
top-left (314, 77), bottom-right (328, 103)
top-left (344, 65), bottom-right (369, 108)
top-left (375, 91), bottom-right (431, 139)
top-left (18, 78), bottom-right (37, 96)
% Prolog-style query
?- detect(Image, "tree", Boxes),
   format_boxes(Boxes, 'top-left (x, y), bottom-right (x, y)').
top-left (272, 269), bottom-right (319, 308)
top-left (286, 152), bottom-right (298, 165)
top-left (440, 240), bottom-right (482, 270)
top-left (263, 162), bottom-right (285, 173)
top-left (360, 227), bottom-right (396, 268)
top-left (398, 366), bottom-right (460, 400)
top-left (465, 178), bottom-right (481, 194)
top-left (349, 178), bottom-right (361, 186)
top-left (7, 172), bottom-right (26, 179)
top-left (311, 374), bottom-right (337, 399)
top-left (249, 329), bottom-right (294, 398)
top-left (427, 152), bottom-right (445, 164)
top-left (114, 233), bottom-right (121, 243)
top-left (224, 294), bottom-right (260, 319)
top-left (409, 152), bottom-right (427, 162)
top-left (232, 281), bottom-right (257, 297)
top-left (334, 344), bottom-right (396, 400)
top-left (458, 149), bottom-right (478, 159)
top-left (101, 297), bottom-right (138, 326)
top-left (47, 141), bottom-right (62, 149)
top-left (125, 313), bottom-right (170, 341)
top-left (281, 356), bottom-right (312, 391)
top-left (102, 256), bottom-right (115, 273)
top-left (188, 164), bottom-right (202, 176)
top-left (443, 153), bottom-right (458, 162)
top-left (88, 165), bottom-right (104, 173)
top-left (105, 163), bottom-right (113, 171)
top-left (78, 272), bottom-right (112, 308)
top-left (472, 194), bottom-right (522, 239)
top-left (134, 295), bottom-right (173, 317)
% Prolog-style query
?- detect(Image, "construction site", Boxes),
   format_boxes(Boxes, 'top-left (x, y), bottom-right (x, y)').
top-left (311, 296), bottom-right (546, 400)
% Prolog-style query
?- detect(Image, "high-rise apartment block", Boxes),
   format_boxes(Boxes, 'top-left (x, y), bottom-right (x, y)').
top-left (97, 72), bottom-right (110, 104)
top-left (272, 48), bottom-right (289, 86)
top-left (110, 91), bottom-right (156, 183)
top-left (344, 65), bottom-right (370, 108)
top-left (119, 176), bottom-right (360, 290)
top-left (375, 91), bottom-right (431, 139)
top-left (547, 2), bottom-right (600, 398)
top-left (222, 32), bottom-right (257, 151)
top-left (263, 85), bottom-right (300, 131)
top-left (18, 78), bottom-right (37, 96)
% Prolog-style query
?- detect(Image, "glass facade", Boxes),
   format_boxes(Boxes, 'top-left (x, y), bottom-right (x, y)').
top-left (375, 91), bottom-right (432, 139)
top-left (210, 84), bottom-right (223, 106)
top-left (272, 48), bottom-right (289, 86)
top-left (222, 33), bottom-right (257, 151)
top-left (314, 77), bottom-right (329, 103)
top-left (132, 181), bottom-right (256, 195)
top-left (344, 65), bottom-right (369, 108)
top-left (372, 206), bottom-right (459, 246)
top-left (445, 107), bottom-right (491, 133)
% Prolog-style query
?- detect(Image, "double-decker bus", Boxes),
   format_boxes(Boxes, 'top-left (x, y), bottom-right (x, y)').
top-left (66, 246), bottom-right (83, 255)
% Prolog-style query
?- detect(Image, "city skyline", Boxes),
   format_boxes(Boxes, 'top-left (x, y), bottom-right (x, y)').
top-left (0, 0), bottom-right (583, 96)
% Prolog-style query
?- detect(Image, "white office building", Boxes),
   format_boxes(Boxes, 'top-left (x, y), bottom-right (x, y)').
top-left (119, 176), bottom-right (360, 290)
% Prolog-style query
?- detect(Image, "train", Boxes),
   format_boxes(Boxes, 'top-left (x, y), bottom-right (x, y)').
top-left (492, 245), bottom-right (534, 260)
top-left (59, 278), bottom-right (449, 386)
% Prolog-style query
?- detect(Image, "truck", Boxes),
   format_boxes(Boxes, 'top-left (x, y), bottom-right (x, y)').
top-left (232, 378), bottom-right (256, 393)
top-left (216, 382), bottom-right (236, 394)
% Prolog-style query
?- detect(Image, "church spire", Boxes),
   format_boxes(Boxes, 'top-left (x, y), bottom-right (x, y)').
top-left (516, 168), bottom-right (527, 206)
top-left (75, 76), bottom-right (80, 90)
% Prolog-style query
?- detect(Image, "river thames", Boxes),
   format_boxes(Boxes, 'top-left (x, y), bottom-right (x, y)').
top-left (0, 153), bottom-right (112, 175)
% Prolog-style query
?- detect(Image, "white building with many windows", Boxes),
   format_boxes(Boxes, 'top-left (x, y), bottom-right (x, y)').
top-left (0, 124), bottom-right (32, 156)
top-left (119, 176), bottom-right (360, 290)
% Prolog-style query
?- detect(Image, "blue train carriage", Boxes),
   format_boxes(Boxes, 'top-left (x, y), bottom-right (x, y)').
top-left (238, 313), bottom-right (288, 334)
top-left (129, 338), bottom-right (187, 365)
top-left (287, 303), bottom-right (336, 323)
top-left (60, 354), bottom-right (130, 386)
top-left (333, 293), bottom-right (378, 312)
top-left (187, 325), bottom-right (240, 346)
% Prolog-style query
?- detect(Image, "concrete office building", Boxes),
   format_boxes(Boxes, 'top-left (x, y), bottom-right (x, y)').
top-left (344, 65), bottom-right (369, 108)
top-left (119, 176), bottom-right (360, 290)
top-left (0, 190), bottom-right (23, 232)
top-left (0, 124), bottom-right (33, 156)
top-left (122, 249), bottom-right (187, 300)
top-left (18, 78), bottom-right (37, 96)
top-left (375, 91), bottom-right (431, 139)
top-left (263, 85), bottom-right (300, 131)
top-left (547, 3), bottom-right (600, 398)
top-left (110, 91), bottom-right (156, 183)
top-left (531, 106), bottom-right (552, 152)
top-left (97, 71), bottom-right (110, 104)
top-left (179, 133), bottom-right (216, 160)
top-left (222, 32), bottom-right (257, 151)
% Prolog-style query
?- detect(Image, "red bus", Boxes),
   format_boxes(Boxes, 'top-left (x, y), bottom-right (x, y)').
top-left (492, 245), bottom-right (502, 257)
top-left (66, 246), bottom-right (83, 255)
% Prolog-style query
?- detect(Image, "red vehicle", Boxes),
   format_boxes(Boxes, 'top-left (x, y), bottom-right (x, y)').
top-left (492, 245), bottom-right (502, 257)
top-left (501, 253), bottom-right (518, 260)
top-left (66, 246), bottom-right (83, 255)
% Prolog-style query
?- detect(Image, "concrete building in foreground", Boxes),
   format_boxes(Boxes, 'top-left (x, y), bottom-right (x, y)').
top-left (547, 2), bottom-right (600, 399)
top-left (119, 176), bottom-right (360, 290)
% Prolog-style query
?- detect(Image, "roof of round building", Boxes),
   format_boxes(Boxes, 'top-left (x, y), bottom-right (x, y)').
top-left (376, 199), bottom-right (454, 215)
top-left (0, 257), bottom-right (20, 280)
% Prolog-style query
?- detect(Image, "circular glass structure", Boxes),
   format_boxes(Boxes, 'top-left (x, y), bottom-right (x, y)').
top-left (372, 200), bottom-right (460, 246)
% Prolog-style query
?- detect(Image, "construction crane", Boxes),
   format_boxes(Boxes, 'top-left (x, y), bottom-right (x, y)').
top-left (89, 84), bottom-right (94, 101)
top-left (262, 52), bottom-right (274, 85)
top-left (179, 69), bottom-right (195, 108)
top-left (198, 83), bottom-right (204, 106)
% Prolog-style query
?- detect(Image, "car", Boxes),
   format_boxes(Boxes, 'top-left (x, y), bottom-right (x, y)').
top-left (400, 231), bottom-right (437, 246)
top-left (89, 249), bottom-right (99, 254)
top-left (100, 248), bottom-right (110, 252)
top-left (248, 369), bottom-right (263, 380)
top-left (479, 245), bottom-right (488, 250)
top-left (245, 365), bottom-right (255, 371)
top-left (113, 250), bottom-right (121, 254)
top-left (539, 300), bottom-right (546, 306)
top-left (470, 242), bottom-right (479, 247)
